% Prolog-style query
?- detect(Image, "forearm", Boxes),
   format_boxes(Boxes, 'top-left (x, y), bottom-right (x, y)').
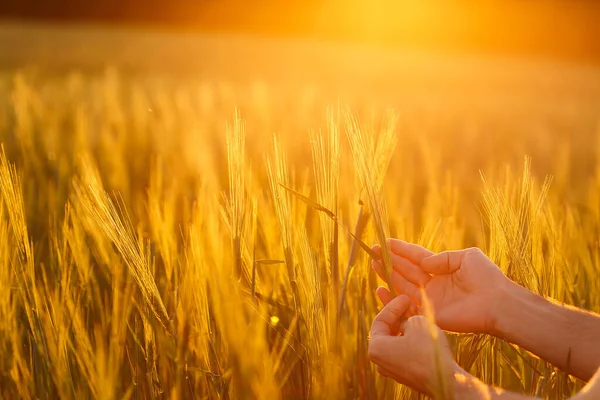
top-left (453, 368), bottom-right (600, 400)
top-left (452, 367), bottom-right (600, 400)
top-left (453, 369), bottom-right (539, 400)
top-left (492, 281), bottom-right (600, 381)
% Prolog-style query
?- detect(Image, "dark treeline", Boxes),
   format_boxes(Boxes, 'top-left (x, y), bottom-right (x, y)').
top-left (0, 0), bottom-right (316, 27)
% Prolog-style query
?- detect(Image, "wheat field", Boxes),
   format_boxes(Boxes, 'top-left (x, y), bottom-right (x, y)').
top-left (0, 24), bottom-right (600, 400)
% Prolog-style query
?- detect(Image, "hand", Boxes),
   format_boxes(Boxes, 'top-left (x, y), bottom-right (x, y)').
top-left (372, 240), bottom-right (511, 333)
top-left (368, 294), bottom-right (458, 397)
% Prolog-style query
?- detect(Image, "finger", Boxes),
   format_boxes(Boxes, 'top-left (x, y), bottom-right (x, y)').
top-left (373, 256), bottom-right (430, 288)
top-left (402, 316), bottom-right (451, 351)
top-left (387, 239), bottom-right (434, 264)
top-left (370, 295), bottom-right (411, 337)
top-left (421, 250), bottom-right (464, 274)
top-left (407, 301), bottom-right (420, 318)
top-left (391, 271), bottom-right (422, 303)
top-left (399, 315), bottom-right (430, 335)
top-left (397, 302), bottom-right (420, 323)
top-left (376, 365), bottom-right (394, 378)
top-left (377, 283), bottom-right (420, 317)
top-left (371, 244), bottom-right (382, 257)
top-left (391, 253), bottom-right (431, 286)
top-left (371, 259), bottom-right (387, 282)
top-left (371, 244), bottom-right (386, 262)
top-left (376, 286), bottom-right (395, 306)
top-left (374, 260), bottom-right (421, 302)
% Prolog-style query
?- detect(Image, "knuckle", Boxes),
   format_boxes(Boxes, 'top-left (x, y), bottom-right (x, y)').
top-left (411, 315), bottom-right (428, 324)
top-left (367, 341), bottom-right (380, 362)
top-left (405, 315), bottom-right (428, 331)
top-left (470, 247), bottom-right (484, 255)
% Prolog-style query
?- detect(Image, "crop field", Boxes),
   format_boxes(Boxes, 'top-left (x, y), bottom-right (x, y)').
top-left (0, 23), bottom-right (600, 399)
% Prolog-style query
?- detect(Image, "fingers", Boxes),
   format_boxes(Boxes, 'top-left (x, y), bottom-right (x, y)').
top-left (371, 254), bottom-right (430, 285)
top-left (388, 239), bottom-right (434, 264)
top-left (399, 315), bottom-right (429, 335)
top-left (376, 365), bottom-right (395, 378)
top-left (407, 301), bottom-right (420, 318)
top-left (372, 240), bottom-right (433, 265)
top-left (372, 260), bottom-right (423, 301)
top-left (377, 286), bottom-right (420, 316)
top-left (372, 240), bottom-right (432, 285)
top-left (391, 271), bottom-right (422, 303)
top-left (371, 257), bottom-right (386, 280)
top-left (400, 316), bottom-right (451, 350)
top-left (421, 250), bottom-right (465, 274)
top-left (370, 295), bottom-right (411, 337)
top-left (376, 286), bottom-right (395, 306)
top-left (391, 253), bottom-right (431, 286)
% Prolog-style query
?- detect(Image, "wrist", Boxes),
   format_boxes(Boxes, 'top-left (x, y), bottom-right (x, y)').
top-left (486, 277), bottom-right (517, 335)
top-left (489, 279), bottom-right (533, 338)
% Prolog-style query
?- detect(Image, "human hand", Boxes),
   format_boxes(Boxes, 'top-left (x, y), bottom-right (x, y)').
top-left (372, 240), bottom-right (511, 334)
top-left (368, 294), bottom-right (458, 397)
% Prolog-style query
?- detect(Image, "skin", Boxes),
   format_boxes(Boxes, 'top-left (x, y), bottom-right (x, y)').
top-left (371, 242), bottom-right (509, 334)
top-left (369, 294), bottom-right (546, 399)
top-left (368, 294), bottom-right (457, 398)
top-left (369, 239), bottom-right (600, 397)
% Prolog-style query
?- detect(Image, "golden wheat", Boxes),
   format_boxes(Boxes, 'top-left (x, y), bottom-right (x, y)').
top-left (0, 68), bottom-right (597, 400)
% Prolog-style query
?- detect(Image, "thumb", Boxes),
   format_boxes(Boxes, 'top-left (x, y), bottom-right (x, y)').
top-left (420, 250), bottom-right (465, 274)
top-left (370, 294), bottom-right (411, 337)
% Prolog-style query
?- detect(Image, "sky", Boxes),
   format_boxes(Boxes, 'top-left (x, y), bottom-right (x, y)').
top-left (1, 0), bottom-right (599, 63)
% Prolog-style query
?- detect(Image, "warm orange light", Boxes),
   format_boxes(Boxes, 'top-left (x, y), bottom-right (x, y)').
top-left (309, 0), bottom-right (600, 60)
top-left (194, 0), bottom-right (600, 62)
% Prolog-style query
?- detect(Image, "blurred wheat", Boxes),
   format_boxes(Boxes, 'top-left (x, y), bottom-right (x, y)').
top-left (0, 68), bottom-right (597, 400)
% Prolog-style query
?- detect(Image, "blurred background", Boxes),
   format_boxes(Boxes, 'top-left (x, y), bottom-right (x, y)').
top-left (1, 3), bottom-right (600, 399)
top-left (1, 0), bottom-right (600, 63)
top-left (1, 0), bottom-right (599, 178)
